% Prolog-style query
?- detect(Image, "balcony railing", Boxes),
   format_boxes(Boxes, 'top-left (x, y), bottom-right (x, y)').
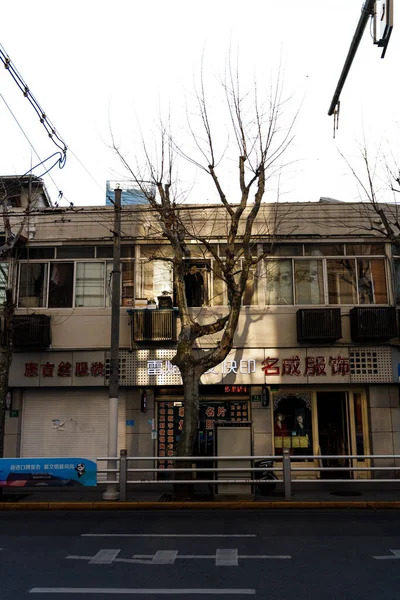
top-left (13, 314), bottom-right (51, 348)
top-left (132, 309), bottom-right (177, 343)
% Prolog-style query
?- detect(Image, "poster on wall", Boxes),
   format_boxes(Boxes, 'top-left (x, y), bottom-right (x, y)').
top-left (157, 401), bottom-right (249, 470)
top-left (0, 458), bottom-right (97, 487)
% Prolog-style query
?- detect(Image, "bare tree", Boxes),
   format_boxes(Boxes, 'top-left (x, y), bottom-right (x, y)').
top-left (0, 177), bottom-right (43, 498)
top-left (339, 142), bottom-right (400, 244)
top-left (113, 67), bottom-right (297, 469)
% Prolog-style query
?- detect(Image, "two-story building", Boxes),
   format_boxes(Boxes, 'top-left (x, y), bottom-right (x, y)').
top-left (4, 195), bottom-right (400, 479)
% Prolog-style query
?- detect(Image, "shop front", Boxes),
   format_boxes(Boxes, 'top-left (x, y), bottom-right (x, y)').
top-left (155, 385), bottom-right (251, 473)
top-left (271, 387), bottom-right (370, 478)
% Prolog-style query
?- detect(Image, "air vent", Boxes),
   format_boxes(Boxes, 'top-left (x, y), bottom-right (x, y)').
top-left (350, 307), bottom-right (397, 341)
top-left (296, 309), bottom-right (342, 342)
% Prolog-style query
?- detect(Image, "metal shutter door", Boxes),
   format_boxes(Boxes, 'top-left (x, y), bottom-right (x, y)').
top-left (21, 389), bottom-right (126, 462)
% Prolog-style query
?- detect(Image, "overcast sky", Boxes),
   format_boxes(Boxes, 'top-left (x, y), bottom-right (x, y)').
top-left (0, 1), bottom-right (398, 207)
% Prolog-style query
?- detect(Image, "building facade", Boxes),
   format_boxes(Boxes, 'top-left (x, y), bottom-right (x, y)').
top-left (4, 199), bottom-right (400, 479)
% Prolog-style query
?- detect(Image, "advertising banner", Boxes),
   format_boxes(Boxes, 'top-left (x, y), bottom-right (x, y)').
top-left (0, 457), bottom-right (97, 487)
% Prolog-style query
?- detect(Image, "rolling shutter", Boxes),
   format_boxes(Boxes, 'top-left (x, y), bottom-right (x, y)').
top-left (21, 389), bottom-right (126, 463)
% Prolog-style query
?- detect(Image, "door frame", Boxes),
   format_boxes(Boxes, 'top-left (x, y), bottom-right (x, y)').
top-left (313, 388), bottom-right (370, 478)
top-left (271, 387), bottom-right (370, 479)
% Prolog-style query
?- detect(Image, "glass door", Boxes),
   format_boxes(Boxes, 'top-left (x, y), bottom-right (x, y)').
top-left (316, 391), bottom-right (350, 478)
top-left (348, 391), bottom-right (370, 478)
top-left (316, 390), bottom-right (369, 479)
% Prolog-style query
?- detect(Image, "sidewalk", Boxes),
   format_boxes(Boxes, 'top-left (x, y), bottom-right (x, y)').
top-left (1, 481), bottom-right (400, 509)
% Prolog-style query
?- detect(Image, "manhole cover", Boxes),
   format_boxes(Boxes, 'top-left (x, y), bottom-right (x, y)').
top-left (330, 490), bottom-right (362, 497)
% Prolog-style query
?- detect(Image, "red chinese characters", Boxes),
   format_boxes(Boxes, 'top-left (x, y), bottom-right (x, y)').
top-left (75, 362), bottom-right (89, 377)
top-left (90, 362), bottom-right (104, 377)
top-left (261, 357), bottom-right (280, 376)
top-left (329, 356), bottom-right (350, 376)
top-left (24, 360), bottom-right (106, 379)
top-left (24, 362), bottom-right (39, 377)
top-left (42, 362), bottom-right (55, 377)
top-left (58, 362), bottom-right (72, 377)
top-left (261, 355), bottom-right (350, 377)
top-left (282, 356), bottom-right (301, 376)
top-left (304, 357), bottom-right (326, 377)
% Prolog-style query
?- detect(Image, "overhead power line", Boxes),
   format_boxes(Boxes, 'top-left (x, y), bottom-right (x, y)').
top-left (0, 43), bottom-right (67, 169)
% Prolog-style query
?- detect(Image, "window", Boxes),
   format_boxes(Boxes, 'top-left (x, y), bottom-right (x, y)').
top-left (357, 258), bottom-right (387, 304)
top-left (97, 246), bottom-right (114, 258)
top-left (267, 244), bottom-right (303, 256)
top-left (274, 395), bottom-right (312, 456)
top-left (305, 244), bottom-right (344, 256)
top-left (56, 246), bottom-right (95, 259)
top-left (17, 247), bottom-right (54, 260)
top-left (212, 261), bottom-right (258, 306)
top-left (48, 263), bottom-right (74, 308)
top-left (121, 246), bottom-right (135, 259)
top-left (75, 262), bottom-right (112, 307)
top-left (327, 259), bottom-right (357, 304)
top-left (184, 261), bottom-right (210, 307)
top-left (137, 259), bottom-right (173, 302)
top-left (242, 266), bottom-right (258, 306)
top-left (265, 260), bottom-right (293, 305)
top-left (294, 260), bottom-right (324, 305)
top-left (394, 260), bottom-right (400, 304)
top-left (18, 263), bottom-right (48, 307)
top-left (0, 263), bottom-right (8, 303)
top-left (122, 262), bottom-right (135, 306)
top-left (212, 261), bottom-right (226, 306)
top-left (346, 244), bottom-right (385, 256)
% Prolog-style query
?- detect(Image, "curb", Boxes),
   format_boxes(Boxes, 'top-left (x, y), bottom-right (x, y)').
top-left (1, 501), bottom-right (400, 510)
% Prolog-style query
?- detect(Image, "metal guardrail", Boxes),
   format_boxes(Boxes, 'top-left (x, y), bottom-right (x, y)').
top-left (96, 451), bottom-right (400, 501)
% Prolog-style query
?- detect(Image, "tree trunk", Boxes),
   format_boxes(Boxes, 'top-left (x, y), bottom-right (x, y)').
top-left (0, 289), bottom-right (14, 500)
top-left (174, 365), bottom-right (201, 499)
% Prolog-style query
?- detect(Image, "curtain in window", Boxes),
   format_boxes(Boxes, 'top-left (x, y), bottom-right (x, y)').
top-left (327, 259), bottom-right (357, 304)
top-left (357, 258), bottom-right (387, 304)
top-left (265, 260), bottom-right (293, 305)
top-left (0, 263), bottom-right (8, 303)
top-left (75, 263), bottom-right (105, 307)
top-left (18, 263), bottom-right (47, 307)
top-left (294, 260), bottom-right (324, 305)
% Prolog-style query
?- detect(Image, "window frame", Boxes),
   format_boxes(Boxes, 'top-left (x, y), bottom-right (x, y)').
top-left (264, 245), bottom-right (390, 307)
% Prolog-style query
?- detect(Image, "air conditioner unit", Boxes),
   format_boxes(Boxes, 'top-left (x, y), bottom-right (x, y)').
top-left (296, 309), bottom-right (342, 342)
top-left (350, 307), bottom-right (397, 341)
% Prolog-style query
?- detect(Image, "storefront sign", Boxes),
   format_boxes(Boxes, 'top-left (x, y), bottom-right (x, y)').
top-left (9, 352), bottom-right (106, 387)
top-left (0, 457), bottom-right (97, 487)
top-left (262, 355), bottom-right (350, 377)
top-left (24, 360), bottom-right (104, 378)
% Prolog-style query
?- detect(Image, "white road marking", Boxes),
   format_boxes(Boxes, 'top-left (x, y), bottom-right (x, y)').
top-left (82, 533), bottom-right (256, 538)
top-left (151, 550), bottom-right (178, 564)
top-left (216, 549), bottom-right (238, 566)
top-left (373, 549), bottom-right (400, 560)
top-left (89, 549), bottom-right (120, 564)
top-left (29, 588), bottom-right (256, 595)
top-left (67, 549), bottom-right (291, 566)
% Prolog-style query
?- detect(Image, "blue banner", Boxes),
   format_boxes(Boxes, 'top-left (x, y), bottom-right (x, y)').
top-left (0, 458), bottom-right (97, 487)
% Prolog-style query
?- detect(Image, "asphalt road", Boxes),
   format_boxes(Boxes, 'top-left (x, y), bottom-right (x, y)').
top-left (1, 509), bottom-right (400, 599)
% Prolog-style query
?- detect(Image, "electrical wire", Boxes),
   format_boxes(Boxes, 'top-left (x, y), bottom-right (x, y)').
top-left (0, 43), bottom-right (67, 167)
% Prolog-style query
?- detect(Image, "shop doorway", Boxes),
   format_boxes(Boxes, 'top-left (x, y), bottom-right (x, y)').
top-left (317, 392), bottom-right (350, 478)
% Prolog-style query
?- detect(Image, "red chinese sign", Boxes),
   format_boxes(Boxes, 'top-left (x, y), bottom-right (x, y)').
top-left (261, 355), bottom-right (350, 377)
top-left (24, 361), bottom-right (105, 378)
